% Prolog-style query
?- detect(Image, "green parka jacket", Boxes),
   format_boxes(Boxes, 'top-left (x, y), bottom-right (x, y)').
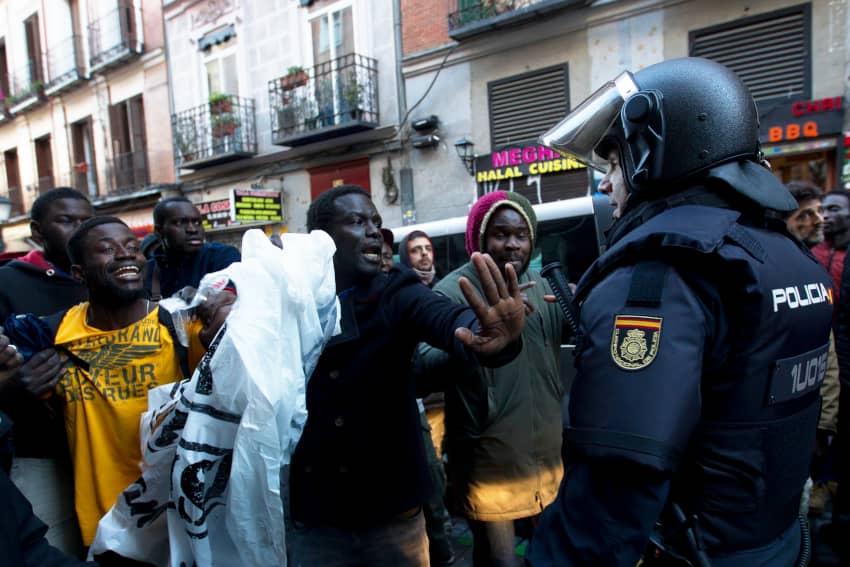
top-left (414, 263), bottom-right (567, 521)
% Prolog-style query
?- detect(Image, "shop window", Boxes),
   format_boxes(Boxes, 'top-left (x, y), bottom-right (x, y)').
top-left (487, 64), bottom-right (569, 149)
top-left (689, 4), bottom-right (810, 103)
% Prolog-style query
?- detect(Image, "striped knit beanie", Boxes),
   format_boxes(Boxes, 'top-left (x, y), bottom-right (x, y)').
top-left (465, 191), bottom-right (537, 256)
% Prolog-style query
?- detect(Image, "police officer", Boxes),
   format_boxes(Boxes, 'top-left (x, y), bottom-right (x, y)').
top-left (527, 57), bottom-right (833, 566)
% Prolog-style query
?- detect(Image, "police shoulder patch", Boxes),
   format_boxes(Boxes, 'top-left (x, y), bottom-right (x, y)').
top-left (611, 315), bottom-right (663, 371)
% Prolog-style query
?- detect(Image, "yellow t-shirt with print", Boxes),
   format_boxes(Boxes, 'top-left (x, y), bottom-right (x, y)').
top-left (54, 304), bottom-right (182, 545)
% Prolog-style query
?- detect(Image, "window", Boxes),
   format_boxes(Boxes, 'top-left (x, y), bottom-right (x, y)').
top-left (487, 64), bottom-right (569, 148)
top-left (71, 118), bottom-right (98, 197)
top-left (689, 5), bottom-right (810, 103)
top-left (24, 13), bottom-right (43, 85)
top-left (34, 135), bottom-right (53, 194)
top-left (311, 5), bottom-right (354, 66)
top-left (0, 40), bottom-right (9, 100)
top-left (203, 36), bottom-right (238, 96)
top-left (3, 148), bottom-right (22, 215)
top-left (109, 95), bottom-right (148, 191)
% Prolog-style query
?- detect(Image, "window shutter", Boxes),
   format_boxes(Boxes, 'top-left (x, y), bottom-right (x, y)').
top-left (690, 6), bottom-right (809, 102)
top-left (488, 64), bottom-right (569, 148)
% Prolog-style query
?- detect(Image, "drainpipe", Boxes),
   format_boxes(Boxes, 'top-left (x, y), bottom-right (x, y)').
top-left (392, 0), bottom-right (407, 127)
top-left (162, 7), bottom-right (179, 185)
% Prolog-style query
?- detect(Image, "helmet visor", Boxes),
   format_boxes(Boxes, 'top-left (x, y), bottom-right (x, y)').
top-left (539, 71), bottom-right (639, 171)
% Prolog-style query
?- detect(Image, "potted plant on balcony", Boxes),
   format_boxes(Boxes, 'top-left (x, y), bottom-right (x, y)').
top-left (280, 66), bottom-right (308, 91)
top-left (343, 77), bottom-right (364, 121)
top-left (211, 112), bottom-right (240, 138)
top-left (30, 80), bottom-right (46, 101)
top-left (174, 124), bottom-right (197, 163)
top-left (209, 92), bottom-right (233, 114)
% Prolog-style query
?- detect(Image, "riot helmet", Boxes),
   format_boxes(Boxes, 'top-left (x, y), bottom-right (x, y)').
top-left (540, 57), bottom-right (797, 212)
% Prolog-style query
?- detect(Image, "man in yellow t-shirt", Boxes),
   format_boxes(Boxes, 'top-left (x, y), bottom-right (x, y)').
top-left (5, 217), bottom-right (190, 548)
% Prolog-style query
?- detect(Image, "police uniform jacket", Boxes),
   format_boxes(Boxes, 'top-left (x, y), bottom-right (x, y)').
top-left (528, 201), bottom-right (833, 566)
top-left (289, 266), bottom-right (519, 527)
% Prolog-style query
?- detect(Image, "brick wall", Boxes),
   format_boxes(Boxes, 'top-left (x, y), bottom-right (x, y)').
top-left (401, 0), bottom-right (451, 55)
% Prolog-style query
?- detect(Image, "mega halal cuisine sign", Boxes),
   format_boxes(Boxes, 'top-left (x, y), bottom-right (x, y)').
top-left (476, 144), bottom-right (585, 183)
top-left (475, 143), bottom-right (587, 203)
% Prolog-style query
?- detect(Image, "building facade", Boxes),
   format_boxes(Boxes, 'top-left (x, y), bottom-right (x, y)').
top-left (399, 0), bottom-right (850, 224)
top-left (163, 0), bottom-right (404, 244)
top-left (0, 0), bottom-right (175, 252)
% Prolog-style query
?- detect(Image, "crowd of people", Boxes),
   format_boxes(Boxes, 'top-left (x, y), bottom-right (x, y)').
top-left (0, 55), bottom-right (846, 567)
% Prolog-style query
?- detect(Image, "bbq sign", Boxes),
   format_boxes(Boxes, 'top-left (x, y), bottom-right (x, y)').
top-left (759, 96), bottom-right (843, 144)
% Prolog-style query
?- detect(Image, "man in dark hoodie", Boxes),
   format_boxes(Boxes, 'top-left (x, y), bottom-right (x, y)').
top-left (399, 230), bottom-right (439, 288)
top-left (0, 187), bottom-right (92, 557)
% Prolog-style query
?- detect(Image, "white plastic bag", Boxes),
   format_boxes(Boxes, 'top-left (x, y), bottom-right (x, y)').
top-left (90, 229), bottom-right (339, 566)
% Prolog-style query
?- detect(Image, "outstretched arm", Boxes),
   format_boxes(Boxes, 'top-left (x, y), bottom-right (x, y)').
top-left (454, 252), bottom-right (525, 357)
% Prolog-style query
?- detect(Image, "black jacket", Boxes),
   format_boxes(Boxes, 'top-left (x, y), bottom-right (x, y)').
top-left (0, 413), bottom-right (93, 567)
top-left (0, 257), bottom-right (87, 460)
top-left (144, 242), bottom-right (240, 299)
top-left (289, 267), bottom-right (516, 527)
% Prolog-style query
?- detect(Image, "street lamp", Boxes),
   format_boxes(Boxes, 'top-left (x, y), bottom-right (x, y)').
top-left (0, 196), bottom-right (12, 254)
top-left (454, 137), bottom-right (476, 176)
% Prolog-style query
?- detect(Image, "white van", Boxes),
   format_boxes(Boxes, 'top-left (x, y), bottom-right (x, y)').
top-left (391, 194), bottom-right (615, 425)
top-left (390, 194), bottom-right (615, 283)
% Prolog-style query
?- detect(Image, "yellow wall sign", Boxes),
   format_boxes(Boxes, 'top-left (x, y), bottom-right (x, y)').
top-left (231, 189), bottom-right (283, 222)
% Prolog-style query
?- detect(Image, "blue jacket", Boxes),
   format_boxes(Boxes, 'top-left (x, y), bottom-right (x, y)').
top-left (144, 242), bottom-right (240, 298)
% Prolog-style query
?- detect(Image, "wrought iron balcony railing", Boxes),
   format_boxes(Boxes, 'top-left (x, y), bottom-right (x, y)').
top-left (172, 95), bottom-right (258, 169)
top-left (8, 60), bottom-right (46, 112)
top-left (109, 149), bottom-right (149, 194)
top-left (38, 175), bottom-right (55, 194)
top-left (268, 53), bottom-right (379, 146)
top-left (448, 0), bottom-right (576, 39)
top-left (89, 0), bottom-right (142, 72)
top-left (2, 187), bottom-right (24, 217)
top-left (47, 35), bottom-right (85, 94)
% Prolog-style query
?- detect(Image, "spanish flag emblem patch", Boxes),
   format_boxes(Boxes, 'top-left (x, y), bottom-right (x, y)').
top-left (611, 315), bottom-right (662, 370)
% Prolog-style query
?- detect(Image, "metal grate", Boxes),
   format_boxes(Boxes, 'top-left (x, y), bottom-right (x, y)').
top-left (488, 64), bottom-right (568, 148)
top-left (690, 6), bottom-right (809, 102)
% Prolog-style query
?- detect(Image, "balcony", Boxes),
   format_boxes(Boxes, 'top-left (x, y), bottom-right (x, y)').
top-left (88, 0), bottom-right (143, 73)
top-left (46, 35), bottom-right (86, 95)
top-left (447, 0), bottom-right (581, 40)
top-left (172, 95), bottom-right (257, 169)
top-left (2, 187), bottom-right (24, 217)
top-left (108, 150), bottom-right (149, 195)
top-left (38, 176), bottom-right (55, 194)
top-left (8, 61), bottom-right (47, 114)
top-left (268, 53), bottom-right (379, 147)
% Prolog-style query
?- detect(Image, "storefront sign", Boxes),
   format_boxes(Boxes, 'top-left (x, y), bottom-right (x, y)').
top-left (760, 96), bottom-right (843, 144)
top-left (475, 143), bottom-right (587, 203)
top-left (231, 189), bottom-right (283, 222)
top-left (196, 198), bottom-right (232, 230)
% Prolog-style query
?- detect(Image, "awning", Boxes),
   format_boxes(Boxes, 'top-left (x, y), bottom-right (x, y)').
top-left (199, 25), bottom-right (236, 51)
